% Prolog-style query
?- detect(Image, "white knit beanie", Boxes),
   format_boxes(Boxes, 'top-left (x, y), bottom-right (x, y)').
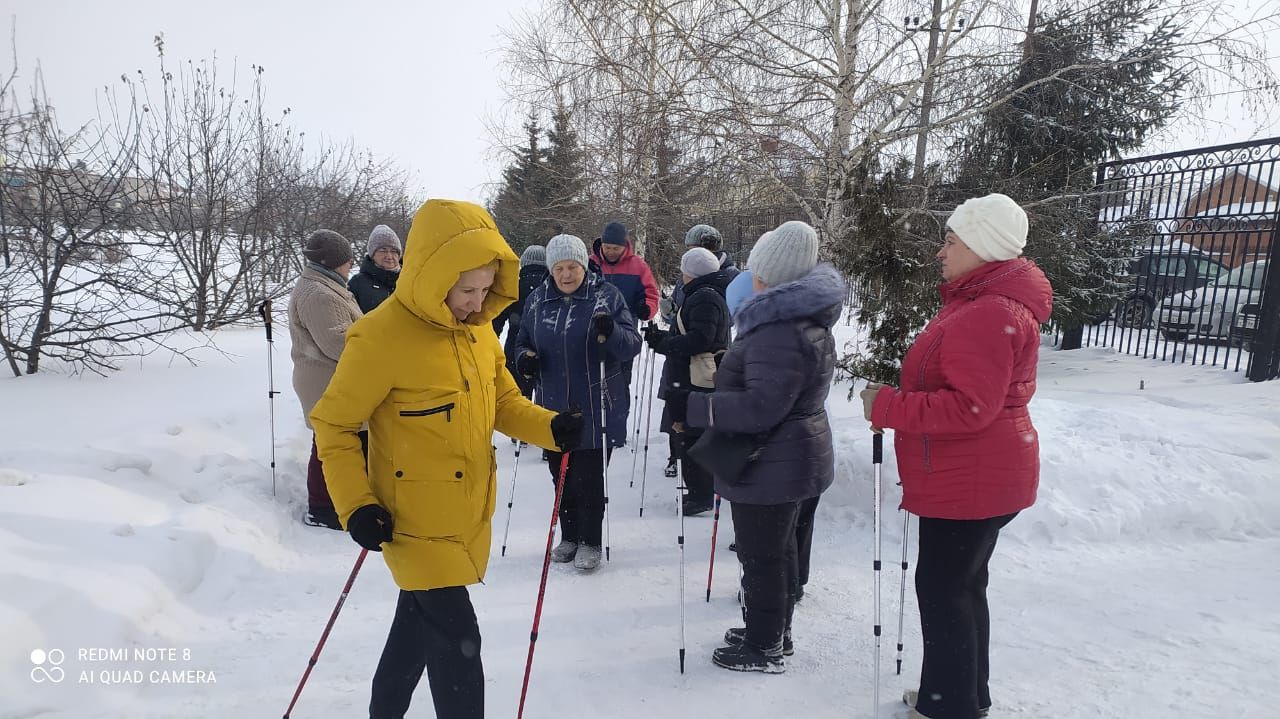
top-left (366, 224), bottom-right (402, 256)
top-left (748, 221), bottom-right (819, 286)
top-left (680, 247), bottom-right (721, 279)
top-left (545, 234), bottom-right (589, 270)
top-left (947, 193), bottom-right (1028, 262)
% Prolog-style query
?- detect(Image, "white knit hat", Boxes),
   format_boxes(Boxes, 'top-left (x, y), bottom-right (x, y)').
top-left (680, 247), bottom-right (720, 278)
top-left (947, 193), bottom-right (1028, 262)
top-left (545, 234), bottom-right (588, 270)
top-left (748, 221), bottom-right (818, 286)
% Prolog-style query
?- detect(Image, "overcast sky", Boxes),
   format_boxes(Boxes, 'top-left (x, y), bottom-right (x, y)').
top-left (4, 0), bottom-right (531, 202)
top-left (3, 0), bottom-right (1277, 205)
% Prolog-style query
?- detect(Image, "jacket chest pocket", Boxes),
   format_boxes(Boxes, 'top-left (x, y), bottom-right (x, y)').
top-left (394, 393), bottom-right (465, 459)
top-left (390, 393), bottom-right (471, 538)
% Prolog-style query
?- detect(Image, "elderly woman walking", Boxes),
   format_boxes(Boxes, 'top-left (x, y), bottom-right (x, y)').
top-left (863, 193), bottom-right (1052, 719)
top-left (289, 228), bottom-right (363, 530)
top-left (685, 221), bottom-right (844, 672)
top-left (514, 233), bottom-right (642, 572)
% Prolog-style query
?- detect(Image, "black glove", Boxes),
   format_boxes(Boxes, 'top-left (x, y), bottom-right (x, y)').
top-left (643, 323), bottom-right (668, 350)
top-left (591, 313), bottom-right (614, 342)
top-left (516, 352), bottom-right (539, 379)
top-left (550, 411), bottom-right (585, 451)
top-left (636, 302), bottom-right (652, 321)
top-left (347, 504), bottom-right (394, 552)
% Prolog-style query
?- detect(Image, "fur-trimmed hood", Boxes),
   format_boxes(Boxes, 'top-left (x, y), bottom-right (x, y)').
top-left (734, 263), bottom-right (846, 335)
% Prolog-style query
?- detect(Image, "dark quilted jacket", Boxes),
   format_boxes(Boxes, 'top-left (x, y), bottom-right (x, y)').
top-left (686, 264), bottom-right (845, 504)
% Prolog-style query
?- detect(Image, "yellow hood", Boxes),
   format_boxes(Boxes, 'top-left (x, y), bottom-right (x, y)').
top-left (395, 199), bottom-right (520, 328)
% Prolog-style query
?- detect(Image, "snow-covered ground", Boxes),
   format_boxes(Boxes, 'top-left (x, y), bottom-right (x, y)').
top-left (1, 317), bottom-right (1278, 718)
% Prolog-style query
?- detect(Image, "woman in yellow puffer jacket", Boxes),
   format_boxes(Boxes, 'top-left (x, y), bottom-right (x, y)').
top-left (310, 199), bottom-right (582, 719)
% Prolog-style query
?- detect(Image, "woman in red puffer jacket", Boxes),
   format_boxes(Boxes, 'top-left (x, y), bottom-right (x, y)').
top-left (862, 193), bottom-right (1052, 719)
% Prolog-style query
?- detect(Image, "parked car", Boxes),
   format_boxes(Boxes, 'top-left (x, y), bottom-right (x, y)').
top-left (1156, 260), bottom-right (1269, 341)
top-left (1229, 302), bottom-right (1263, 350)
top-left (1114, 248), bottom-right (1229, 328)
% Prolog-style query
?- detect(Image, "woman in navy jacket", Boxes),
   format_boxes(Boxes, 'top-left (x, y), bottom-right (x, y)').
top-left (514, 233), bottom-right (642, 571)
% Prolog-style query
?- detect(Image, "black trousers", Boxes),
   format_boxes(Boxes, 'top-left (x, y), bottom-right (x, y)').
top-left (795, 496), bottom-right (820, 587)
top-left (545, 449), bottom-right (611, 547)
top-left (914, 513), bottom-right (1018, 719)
top-left (369, 586), bottom-right (483, 719)
top-left (730, 500), bottom-right (800, 649)
top-left (678, 431), bottom-right (715, 503)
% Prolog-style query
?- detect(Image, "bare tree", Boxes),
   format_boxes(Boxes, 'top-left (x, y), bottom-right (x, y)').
top-left (500, 0), bottom-right (1277, 258)
top-left (0, 69), bottom-right (189, 375)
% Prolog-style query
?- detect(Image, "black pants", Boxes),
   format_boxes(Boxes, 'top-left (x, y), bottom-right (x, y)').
top-left (369, 586), bottom-right (483, 719)
top-left (545, 449), bottom-right (611, 547)
top-left (730, 500), bottom-right (800, 649)
top-left (914, 513), bottom-right (1018, 719)
top-left (621, 358), bottom-right (634, 391)
top-left (795, 496), bottom-right (820, 587)
top-left (679, 431), bottom-right (714, 502)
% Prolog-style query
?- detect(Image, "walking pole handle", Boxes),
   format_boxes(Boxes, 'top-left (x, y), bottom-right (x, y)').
top-left (872, 430), bottom-right (883, 464)
top-left (259, 299), bottom-right (274, 342)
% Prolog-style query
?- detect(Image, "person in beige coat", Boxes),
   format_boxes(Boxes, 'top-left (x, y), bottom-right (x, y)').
top-left (288, 228), bottom-right (363, 529)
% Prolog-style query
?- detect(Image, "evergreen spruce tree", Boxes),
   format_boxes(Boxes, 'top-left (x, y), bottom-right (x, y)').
top-left (949, 0), bottom-right (1191, 328)
top-left (838, 156), bottom-right (940, 386)
top-left (539, 104), bottom-right (588, 237)
top-left (490, 115), bottom-right (548, 252)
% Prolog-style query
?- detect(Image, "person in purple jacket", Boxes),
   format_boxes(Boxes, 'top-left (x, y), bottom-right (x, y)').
top-left (685, 221), bottom-right (845, 673)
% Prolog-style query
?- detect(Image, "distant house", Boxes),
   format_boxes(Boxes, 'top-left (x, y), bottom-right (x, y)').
top-left (1175, 167), bottom-right (1278, 267)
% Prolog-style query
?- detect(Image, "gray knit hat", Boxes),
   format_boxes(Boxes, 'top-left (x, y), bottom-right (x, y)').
top-left (366, 224), bottom-right (402, 256)
top-left (520, 245), bottom-right (547, 267)
top-left (680, 247), bottom-right (720, 279)
top-left (545, 234), bottom-right (588, 270)
top-left (302, 229), bottom-right (354, 269)
top-left (684, 224), bottom-right (722, 250)
top-left (748, 221), bottom-right (818, 286)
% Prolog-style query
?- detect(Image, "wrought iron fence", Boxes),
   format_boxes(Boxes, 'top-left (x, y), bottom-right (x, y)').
top-left (1076, 137), bottom-right (1280, 381)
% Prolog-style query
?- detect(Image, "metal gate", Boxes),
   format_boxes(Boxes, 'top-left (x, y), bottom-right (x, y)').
top-left (1082, 137), bottom-right (1280, 381)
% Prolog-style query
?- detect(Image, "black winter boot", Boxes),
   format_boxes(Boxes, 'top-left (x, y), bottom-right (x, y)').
top-left (682, 496), bottom-right (714, 516)
top-left (723, 626), bottom-right (794, 656)
top-left (303, 507), bottom-right (342, 531)
top-left (711, 641), bottom-right (785, 673)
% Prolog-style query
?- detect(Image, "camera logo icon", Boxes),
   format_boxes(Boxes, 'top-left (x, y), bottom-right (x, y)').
top-left (30, 649), bottom-right (66, 683)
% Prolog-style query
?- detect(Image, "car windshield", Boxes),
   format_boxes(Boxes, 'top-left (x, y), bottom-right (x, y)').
top-left (1216, 261), bottom-right (1268, 290)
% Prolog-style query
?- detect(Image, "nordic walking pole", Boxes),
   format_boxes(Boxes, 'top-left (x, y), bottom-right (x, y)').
top-left (705, 494), bottom-right (722, 602)
top-left (500, 441), bottom-right (523, 557)
top-left (258, 299), bottom-right (281, 497)
top-left (677, 465), bottom-right (687, 673)
top-left (599, 352), bottom-right (612, 562)
top-left (895, 511), bottom-right (912, 674)
top-left (629, 345), bottom-right (652, 485)
top-left (517, 452), bottom-right (572, 719)
top-left (872, 429), bottom-right (884, 715)
top-left (282, 548), bottom-right (369, 719)
top-left (637, 350), bottom-right (658, 516)
top-left (629, 325), bottom-right (645, 447)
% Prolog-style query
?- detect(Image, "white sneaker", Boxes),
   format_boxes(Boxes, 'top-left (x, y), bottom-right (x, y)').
top-left (550, 540), bottom-right (577, 563)
top-left (574, 545), bottom-right (602, 571)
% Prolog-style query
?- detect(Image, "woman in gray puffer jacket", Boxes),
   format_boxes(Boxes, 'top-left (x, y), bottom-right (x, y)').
top-left (685, 221), bottom-right (844, 674)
